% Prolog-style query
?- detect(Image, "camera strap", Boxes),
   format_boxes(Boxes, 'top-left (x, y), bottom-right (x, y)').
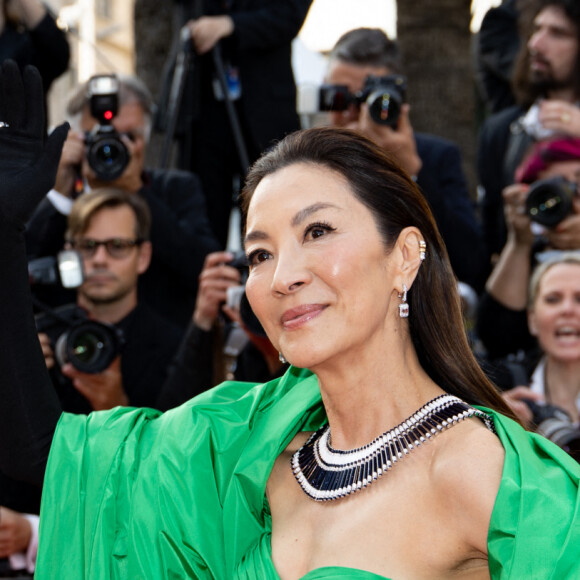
top-left (503, 117), bottom-right (533, 187)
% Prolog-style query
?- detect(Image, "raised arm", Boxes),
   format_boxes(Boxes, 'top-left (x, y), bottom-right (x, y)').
top-left (0, 61), bottom-right (68, 485)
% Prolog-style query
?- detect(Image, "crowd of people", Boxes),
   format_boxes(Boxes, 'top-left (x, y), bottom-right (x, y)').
top-left (0, 0), bottom-right (579, 578)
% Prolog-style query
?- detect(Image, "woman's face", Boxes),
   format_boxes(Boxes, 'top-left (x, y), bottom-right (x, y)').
top-left (243, 162), bottom-right (399, 371)
top-left (529, 263), bottom-right (580, 362)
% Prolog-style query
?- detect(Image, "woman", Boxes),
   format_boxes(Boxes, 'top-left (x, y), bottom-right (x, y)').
top-left (0, 61), bottom-right (578, 579)
top-left (501, 254), bottom-right (580, 435)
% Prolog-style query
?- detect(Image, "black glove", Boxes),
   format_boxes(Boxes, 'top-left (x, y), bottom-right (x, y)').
top-left (0, 60), bottom-right (69, 227)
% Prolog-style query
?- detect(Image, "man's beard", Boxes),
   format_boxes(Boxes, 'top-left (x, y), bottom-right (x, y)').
top-left (529, 61), bottom-right (576, 94)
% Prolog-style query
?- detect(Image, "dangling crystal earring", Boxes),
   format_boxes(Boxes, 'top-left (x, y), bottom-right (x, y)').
top-left (398, 284), bottom-right (409, 318)
top-left (279, 352), bottom-right (287, 364)
top-left (419, 240), bottom-right (427, 262)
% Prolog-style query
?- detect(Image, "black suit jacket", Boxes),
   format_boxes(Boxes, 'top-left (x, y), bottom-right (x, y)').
top-left (415, 132), bottom-right (487, 291)
top-left (477, 104), bottom-right (526, 258)
top-left (174, 0), bottom-right (312, 153)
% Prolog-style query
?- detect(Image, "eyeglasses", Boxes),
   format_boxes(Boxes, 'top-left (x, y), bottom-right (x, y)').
top-left (68, 238), bottom-right (143, 259)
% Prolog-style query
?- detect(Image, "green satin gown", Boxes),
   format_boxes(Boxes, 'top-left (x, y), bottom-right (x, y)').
top-left (36, 367), bottom-right (580, 579)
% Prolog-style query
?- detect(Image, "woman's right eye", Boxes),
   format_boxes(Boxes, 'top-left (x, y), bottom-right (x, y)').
top-left (246, 250), bottom-right (271, 266)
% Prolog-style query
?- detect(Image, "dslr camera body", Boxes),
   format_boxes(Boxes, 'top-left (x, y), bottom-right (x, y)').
top-left (525, 176), bottom-right (577, 228)
top-left (319, 74), bottom-right (407, 128)
top-left (84, 74), bottom-right (130, 181)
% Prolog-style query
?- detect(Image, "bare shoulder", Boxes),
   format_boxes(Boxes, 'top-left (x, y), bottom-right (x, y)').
top-left (431, 417), bottom-right (505, 551)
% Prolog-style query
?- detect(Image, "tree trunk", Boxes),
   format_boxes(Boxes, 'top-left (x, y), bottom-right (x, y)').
top-left (133, 0), bottom-right (174, 168)
top-left (397, 0), bottom-right (476, 195)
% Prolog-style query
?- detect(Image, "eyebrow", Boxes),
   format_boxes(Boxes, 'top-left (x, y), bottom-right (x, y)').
top-left (245, 202), bottom-right (339, 244)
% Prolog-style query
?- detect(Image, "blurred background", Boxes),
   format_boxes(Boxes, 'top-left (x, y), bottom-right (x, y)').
top-left (44, 0), bottom-right (501, 192)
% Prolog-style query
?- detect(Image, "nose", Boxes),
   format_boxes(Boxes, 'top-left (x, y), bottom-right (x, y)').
top-left (559, 297), bottom-right (579, 315)
top-left (90, 243), bottom-right (110, 264)
top-left (528, 29), bottom-right (545, 54)
top-left (270, 246), bottom-right (312, 296)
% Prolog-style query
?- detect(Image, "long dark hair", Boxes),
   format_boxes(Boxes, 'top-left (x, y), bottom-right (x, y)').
top-left (240, 127), bottom-right (518, 419)
top-left (512, 0), bottom-right (580, 107)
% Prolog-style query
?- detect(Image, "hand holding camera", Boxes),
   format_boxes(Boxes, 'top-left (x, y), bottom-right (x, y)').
top-left (61, 356), bottom-right (128, 411)
top-left (193, 251), bottom-right (243, 331)
top-left (502, 183), bottom-right (535, 247)
top-left (358, 102), bottom-right (422, 177)
top-left (319, 75), bottom-right (421, 177)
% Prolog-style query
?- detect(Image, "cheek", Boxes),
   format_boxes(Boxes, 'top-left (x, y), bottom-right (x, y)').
top-left (244, 274), bottom-right (272, 328)
top-left (531, 310), bottom-right (555, 339)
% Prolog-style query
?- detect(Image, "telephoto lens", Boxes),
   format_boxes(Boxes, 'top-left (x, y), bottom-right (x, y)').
top-left (525, 176), bottom-right (576, 227)
top-left (55, 319), bottom-right (125, 373)
top-left (85, 126), bottom-right (130, 181)
top-left (362, 74), bottom-right (407, 128)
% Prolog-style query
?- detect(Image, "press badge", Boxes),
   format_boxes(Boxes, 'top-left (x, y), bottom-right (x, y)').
top-left (213, 65), bottom-right (242, 101)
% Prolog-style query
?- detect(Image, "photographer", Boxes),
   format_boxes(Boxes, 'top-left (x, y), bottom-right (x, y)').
top-left (36, 187), bottom-right (183, 413)
top-left (157, 250), bottom-right (287, 410)
top-left (477, 137), bottom-right (580, 359)
top-left (25, 74), bottom-right (220, 328)
top-left (478, 0), bottom-right (580, 262)
top-left (325, 28), bottom-right (487, 292)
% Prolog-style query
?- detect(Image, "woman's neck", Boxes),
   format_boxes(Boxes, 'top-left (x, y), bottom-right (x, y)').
top-left (313, 338), bottom-right (444, 450)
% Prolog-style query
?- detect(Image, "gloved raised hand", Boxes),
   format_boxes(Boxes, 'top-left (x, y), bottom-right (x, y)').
top-left (0, 60), bottom-right (69, 227)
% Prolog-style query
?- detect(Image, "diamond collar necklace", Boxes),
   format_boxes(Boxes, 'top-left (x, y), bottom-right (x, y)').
top-left (291, 393), bottom-right (494, 502)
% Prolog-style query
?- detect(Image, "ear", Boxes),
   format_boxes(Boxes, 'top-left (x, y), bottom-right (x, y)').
top-left (137, 240), bottom-right (152, 274)
top-left (393, 226), bottom-right (425, 293)
top-left (527, 308), bottom-right (538, 337)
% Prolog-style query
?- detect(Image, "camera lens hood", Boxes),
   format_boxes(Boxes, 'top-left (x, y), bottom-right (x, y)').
top-left (55, 319), bottom-right (125, 374)
top-left (86, 128), bottom-right (130, 181)
top-left (525, 176), bottom-right (575, 228)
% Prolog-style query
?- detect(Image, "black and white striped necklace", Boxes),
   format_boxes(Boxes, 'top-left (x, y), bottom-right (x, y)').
top-left (291, 393), bottom-right (494, 502)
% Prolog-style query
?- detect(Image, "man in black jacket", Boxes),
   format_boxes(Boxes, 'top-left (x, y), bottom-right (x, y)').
top-left (161, 0), bottom-right (313, 247)
top-left (25, 73), bottom-right (221, 328)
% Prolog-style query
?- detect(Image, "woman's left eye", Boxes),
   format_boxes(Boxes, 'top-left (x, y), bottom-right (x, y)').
top-left (305, 222), bottom-right (335, 240)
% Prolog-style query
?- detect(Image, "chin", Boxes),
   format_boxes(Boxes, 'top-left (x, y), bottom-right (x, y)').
top-left (281, 344), bottom-right (335, 371)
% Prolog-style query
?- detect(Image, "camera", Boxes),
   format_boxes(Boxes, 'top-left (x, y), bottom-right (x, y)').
top-left (37, 305), bottom-right (125, 374)
top-left (224, 252), bottom-right (267, 337)
top-left (319, 74), bottom-right (407, 128)
top-left (524, 399), bottom-right (580, 462)
top-left (85, 74), bottom-right (130, 181)
top-left (525, 176), bottom-right (577, 228)
top-left (28, 250), bottom-right (84, 289)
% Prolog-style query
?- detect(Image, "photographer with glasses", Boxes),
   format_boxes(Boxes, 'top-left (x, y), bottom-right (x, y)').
top-left (36, 187), bottom-right (183, 413)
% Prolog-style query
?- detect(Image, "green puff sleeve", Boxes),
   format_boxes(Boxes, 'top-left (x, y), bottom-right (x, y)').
top-left (36, 367), bottom-right (325, 579)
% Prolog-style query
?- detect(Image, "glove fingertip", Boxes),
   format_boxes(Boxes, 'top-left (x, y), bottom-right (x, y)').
top-left (36, 122), bottom-right (70, 188)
